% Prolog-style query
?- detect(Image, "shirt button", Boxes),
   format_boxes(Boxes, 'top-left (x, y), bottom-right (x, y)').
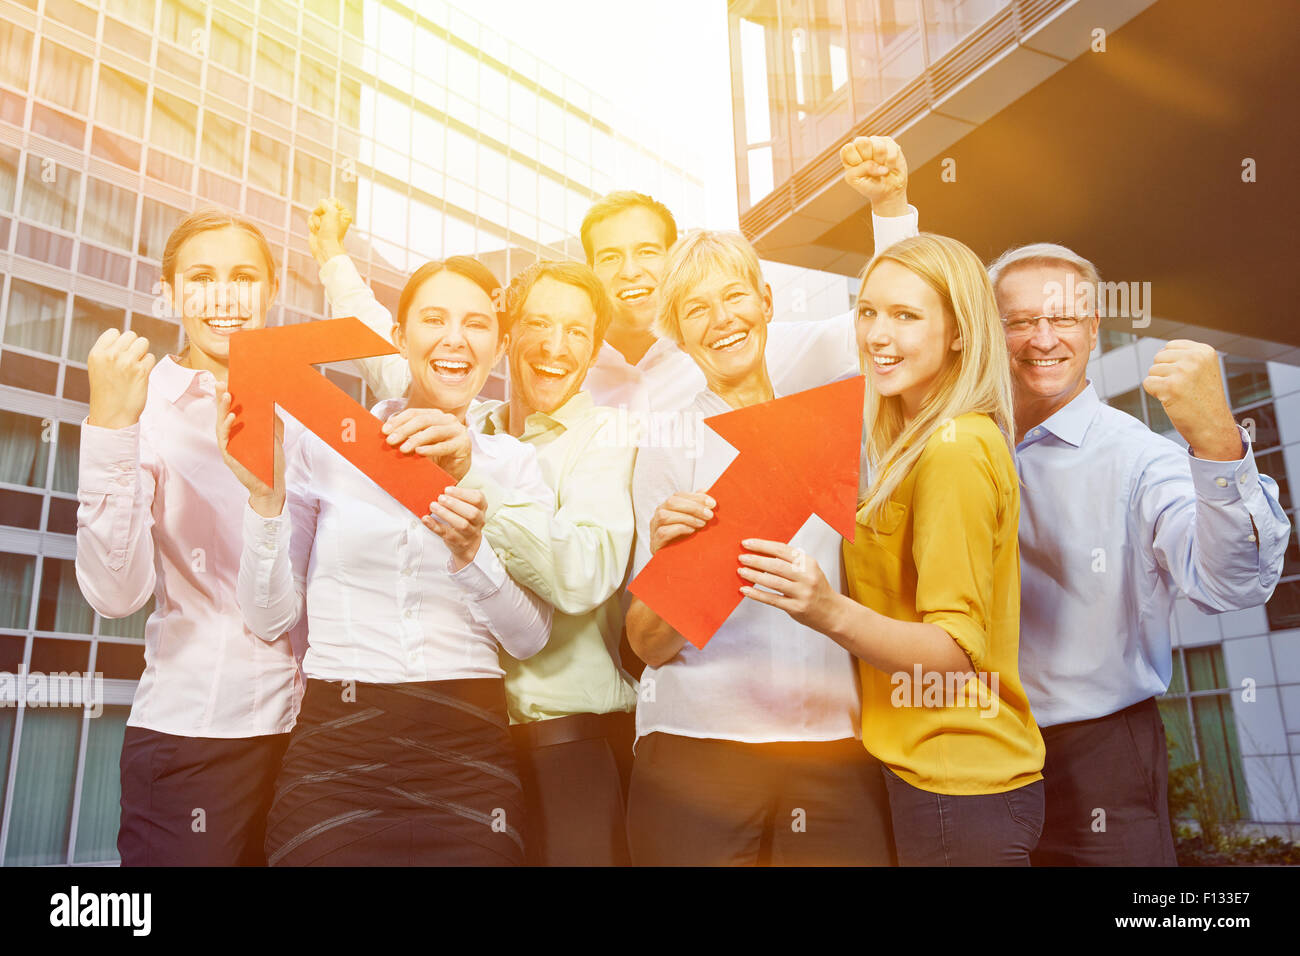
top-left (403, 608), bottom-right (414, 620)
top-left (1215, 477), bottom-right (1228, 487)
top-left (401, 566), bottom-right (414, 576)
top-left (408, 520), bottom-right (419, 532)
top-left (1239, 475), bottom-right (1247, 484)
top-left (1247, 534), bottom-right (1257, 543)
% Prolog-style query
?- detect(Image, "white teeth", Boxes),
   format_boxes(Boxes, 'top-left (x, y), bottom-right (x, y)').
top-left (618, 288), bottom-right (651, 302)
top-left (433, 360), bottom-right (471, 373)
top-left (872, 355), bottom-right (902, 365)
top-left (532, 364), bottom-right (567, 377)
top-left (710, 331), bottom-right (747, 350)
top-left (206, 318), bottom-right (244, 328)
top-left (1026, 358), bottom-right (1065, 366)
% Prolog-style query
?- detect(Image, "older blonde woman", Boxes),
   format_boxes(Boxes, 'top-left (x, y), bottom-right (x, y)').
top-left (740, 234), bottom-right (1046, 866)
top-left (623, 230), bottom-right (893, 866)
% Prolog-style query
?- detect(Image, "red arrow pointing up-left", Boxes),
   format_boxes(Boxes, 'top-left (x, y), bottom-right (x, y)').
top-left (226, 317), bottom-right (453, 517)
top-left (628, 376), bottom-right (864, 649)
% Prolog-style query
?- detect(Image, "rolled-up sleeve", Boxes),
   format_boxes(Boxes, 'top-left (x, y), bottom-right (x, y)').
top-left (450, 538), bottom-right (552, 660)
top-left (1143, 426), bottom-right (1291, 612)
top-left (74, 421), bottom-right (158, 618)
top-left (909, 430), bottom-right (1002, 674)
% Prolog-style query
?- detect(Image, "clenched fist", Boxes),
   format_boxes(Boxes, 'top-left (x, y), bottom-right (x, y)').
top-left (307, 197), bottom-right (353, 267)
top-left (381, 407), bottom-right (473, 481)
top-left (87, 328), bottom-right (155, 430)
top-left (1143, 340), bottom-right (1243, 461)
top-left (840, 135), bottom-right (909, 217)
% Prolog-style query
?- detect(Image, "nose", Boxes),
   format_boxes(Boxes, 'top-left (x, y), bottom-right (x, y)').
top-left (1027, 318), bottom-right (1060, 351)
top-left (441, 317), bottom-right (469, 348)
top-left (616, 254), bottom-right (642, 281)
top-left (540, 323), bottom-right (565, 357)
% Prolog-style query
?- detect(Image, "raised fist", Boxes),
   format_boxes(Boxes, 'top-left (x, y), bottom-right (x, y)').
top-left (840, 135), bottom-right (909, 216)
top-left (87, 328), bottom-right (154, 430)
top-left (307, 197), bottom-right (354, 266)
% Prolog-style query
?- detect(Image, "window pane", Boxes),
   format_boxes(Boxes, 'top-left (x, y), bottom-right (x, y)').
top-left (94, 65), bottom-right (147, 139)
top-left (249, 132), bottom-right (288, 195)
top-left (0, 409), bottom-right (51, 489)
top-left (0, 552), bottom-right (35, 628)
top-left (1191, 693), bottom-right (1250, 819)
top-left (201, 110), bottom-right (245, 178)
top-left (3, 708), bottom-right (80, 865)
top-left (73, 704), bottom-right (129, 863)
top-left (299, 55), bottom-right (334, 116)
top-left (35, 41), bottom-right (91, 114)
top-left (0, 22), bottom-right (33, 91)
top-left (20, 155), bottom-right (80, 233)
top-left (210, 18), bottom-right (250, 75)
top-left (138, 197), bottom-right (185, 261)
top-left (1266, 578), bottom-right (1300, 631)
top-left (256, 35), bottom-right (294, 97)
top-left (70, 297), bottom-right (124, 364)
top-left (52, 422), bottom-right (80, 495)
top-left (1255, 449), bottom-right (1290, 512)
top-left (150, 90), bottom-right (197, 157)
top-left (37, 558), bottom-right (93, 634)
top-left (1224, 356), bottom-right (1271, 408)
top-left (4, 278), bottom-right (66, 355)
top-left (1238, 402), bottom-right (1280, 451)
top-left (82, 176), bottom-right (136, 251)
top-left (1107, 386), bottom-right (1144, 423)
top-left (0, 144), bottom-right (17, 213)
top-left (158, 0), bottom-right (204, 50)
top-left (128, 314), bottom-right (181, 362)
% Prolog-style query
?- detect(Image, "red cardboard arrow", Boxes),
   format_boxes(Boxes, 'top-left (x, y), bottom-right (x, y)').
top-left (226, 317), bottom-right (452, 517)
top-left (628, 376), bottom-right (864, 649)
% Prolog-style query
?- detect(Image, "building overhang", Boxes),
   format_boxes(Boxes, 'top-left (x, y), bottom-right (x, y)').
top-left (740, 0), bottom-right (1300, 360)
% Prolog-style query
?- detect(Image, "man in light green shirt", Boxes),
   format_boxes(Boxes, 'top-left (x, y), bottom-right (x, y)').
top-left (308, 202), bottom-right (637, 864)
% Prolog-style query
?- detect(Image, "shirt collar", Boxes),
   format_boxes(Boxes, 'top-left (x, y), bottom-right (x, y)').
top-left (592, 337), bottom-right (682, 373)
top-left (477, 391), bottom-right (594, 437)
top-left (154, 355), bottom-right (214, 405)
top-left (1027, 380), bottom-right (1100, 448)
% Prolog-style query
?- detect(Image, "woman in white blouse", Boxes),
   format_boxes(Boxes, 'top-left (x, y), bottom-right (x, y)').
top-left (219, 255), bottom-right (553, 866)
top-left (623, 231), bottom-right (894, 866)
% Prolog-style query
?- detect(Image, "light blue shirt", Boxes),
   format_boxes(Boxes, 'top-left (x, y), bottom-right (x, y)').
top-left (1015, 382), bottom-right (1290, 726)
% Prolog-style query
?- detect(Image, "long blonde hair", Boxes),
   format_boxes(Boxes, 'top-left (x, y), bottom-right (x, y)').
top-left (858, 233), bottom-right (1014, 523)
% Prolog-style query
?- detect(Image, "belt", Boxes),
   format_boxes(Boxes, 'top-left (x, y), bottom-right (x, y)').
top-left (510, 711), bottom-right (632, 750)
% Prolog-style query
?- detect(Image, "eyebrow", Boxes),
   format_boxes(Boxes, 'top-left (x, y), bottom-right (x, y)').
top-left (858, 299), bottom-right (926, 312)
top-left (184, 263), bottom-right (262, 271)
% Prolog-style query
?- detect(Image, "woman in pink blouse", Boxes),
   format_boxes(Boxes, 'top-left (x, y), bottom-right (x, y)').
top-left (75, 208), bottom-right (301, 865)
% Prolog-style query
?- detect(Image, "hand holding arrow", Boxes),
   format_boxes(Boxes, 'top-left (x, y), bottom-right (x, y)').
top-left (628, 376), bottom-right (865, 649)
top-left (225, 317), bottom-right (455, 517)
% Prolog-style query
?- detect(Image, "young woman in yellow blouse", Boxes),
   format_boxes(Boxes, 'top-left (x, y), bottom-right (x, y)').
top-left (739, 233), bottom-right (1046, 865)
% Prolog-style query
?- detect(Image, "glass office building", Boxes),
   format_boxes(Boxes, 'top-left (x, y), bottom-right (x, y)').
top-left (727, 0), bottom-right (1300, 832)
top-left (0, 0), bottom-right (702, 864)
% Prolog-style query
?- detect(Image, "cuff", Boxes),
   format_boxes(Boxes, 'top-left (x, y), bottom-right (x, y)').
top-left (242, 501), bottom-right (289, 554)
top-left (1188, 426), bottom-right (1257, 502)
top-left (449, 538), bottom-right (507, 601)
top-left (871, 204), bottom-right (919, 252)
top-left (78, 420), bottom-right (141, 494)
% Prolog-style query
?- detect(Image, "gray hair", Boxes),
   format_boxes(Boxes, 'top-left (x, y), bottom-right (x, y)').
top-left (986, 243), bottom-right (1100, 301)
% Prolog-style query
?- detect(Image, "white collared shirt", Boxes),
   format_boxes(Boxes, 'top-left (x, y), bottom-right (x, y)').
top-left (238, 398), bottom-right (554, 684)
top-left (629, 388), bottom-right (863, 745)
top-left (75, 356), bottom-right (302, 738)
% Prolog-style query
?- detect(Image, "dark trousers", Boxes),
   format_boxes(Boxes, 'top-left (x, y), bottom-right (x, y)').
top-left (118, 726), bottom-right (289, 866)
top-left (626, 732), bottom-right (895, 866)
top-left (512, 711), bottom-right (634, 866)
top-left (1031, 696), bottom-right (1178, 866)
top-left (882, 766), bottom-right (1044, 866)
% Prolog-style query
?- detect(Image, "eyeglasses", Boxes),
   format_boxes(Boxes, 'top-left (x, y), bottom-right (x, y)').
top-left (1002, 314), bottom-right (1089, 336)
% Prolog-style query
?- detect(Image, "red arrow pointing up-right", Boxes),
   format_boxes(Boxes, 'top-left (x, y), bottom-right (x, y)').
top-left (628, 375), bottom-right (865, 648)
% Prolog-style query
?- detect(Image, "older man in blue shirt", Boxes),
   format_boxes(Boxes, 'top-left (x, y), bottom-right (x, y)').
top-left (984, 243), bottom-right (1290, 865)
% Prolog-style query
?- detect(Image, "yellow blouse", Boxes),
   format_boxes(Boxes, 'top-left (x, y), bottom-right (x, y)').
top-left (843, 412), bottom-right (1044, 794)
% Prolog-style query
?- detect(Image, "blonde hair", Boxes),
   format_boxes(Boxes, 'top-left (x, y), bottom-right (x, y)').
top-left (858, 233), bottom-right (1015, 524)
top-left (160, 206), bottom-right (278, 286)
top-left (655, 230), bottom-right (764, 345)
top-left (986, 242), bottom-right (1100, 304)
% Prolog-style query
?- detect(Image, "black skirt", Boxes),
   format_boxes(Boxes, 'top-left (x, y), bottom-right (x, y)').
top-left (265, 678), bottom-right (526, 866)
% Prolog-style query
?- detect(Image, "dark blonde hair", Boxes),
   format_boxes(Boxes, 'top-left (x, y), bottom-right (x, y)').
top-left (579, 190), bottom-right (677, 265)
top-left (160, 206), bottom-right (277, 285)
top-left (504, 260), bottom-right (614, 347)
top-left (654, 230), bottom-right (765, 346)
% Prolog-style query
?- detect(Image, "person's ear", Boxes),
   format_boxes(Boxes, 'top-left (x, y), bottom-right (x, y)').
top-left (950, 336), bottom-right (963, 351)
top-left (761, 281), bottom-right (773, 321)
top-left (392, 321), bottom-right (408, 358)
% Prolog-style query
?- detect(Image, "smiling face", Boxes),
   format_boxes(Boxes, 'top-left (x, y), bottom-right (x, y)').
top-left (508, 275), bottom-right (598, 416)
top-left (166, 226), bottom-right (276, 370)
top-left (676, 268), bottom-right (772, 392)
top-left (857, 259), bottom-right (961, 421)
top-left (394, 269), bottom-right (505, 421)
top-left (588, 206), bottom-right (670, 338)
top-left (994, 261), bottom-right (1098, 416)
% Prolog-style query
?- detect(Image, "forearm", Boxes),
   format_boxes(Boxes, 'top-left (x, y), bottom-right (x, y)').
top-left (821, 594), bottom-right (973, 676)
top-left (625, 597), bottom-right (687, 668)
top-left (453, 540), bottom-right (551, 660)
top-left (237, 505), bottom-right (302, 640)
top-left (317, 251), bottom-right (411, 400)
